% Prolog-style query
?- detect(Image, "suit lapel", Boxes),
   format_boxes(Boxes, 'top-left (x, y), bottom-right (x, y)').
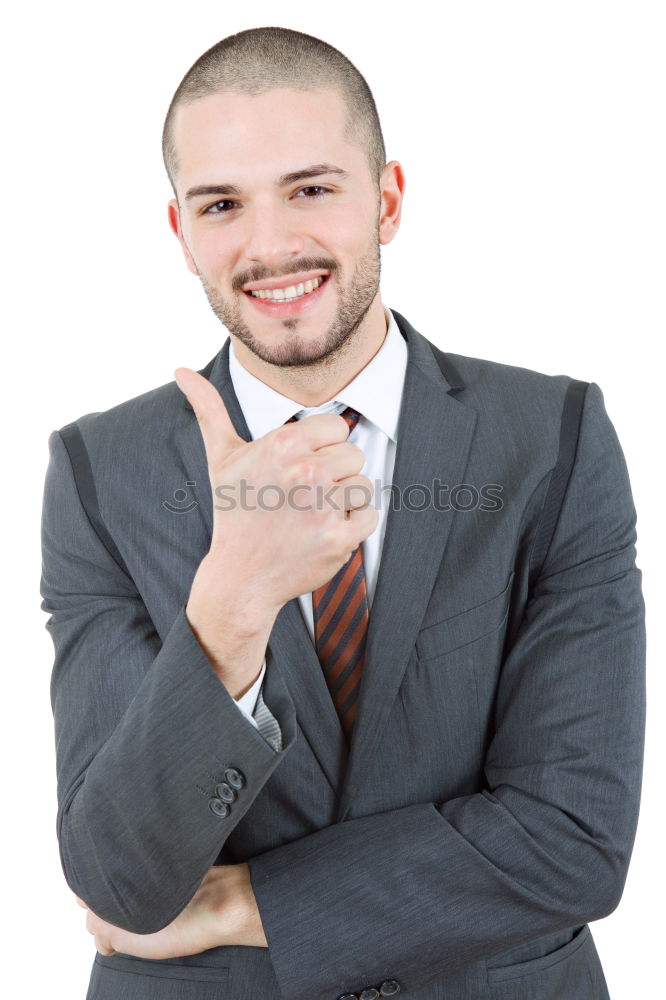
top-left (176, 314), bottom-right (478, 808)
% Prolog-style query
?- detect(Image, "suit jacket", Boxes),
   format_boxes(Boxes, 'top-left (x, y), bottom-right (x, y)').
top-left (40, 309), bottom-right (646, 1000)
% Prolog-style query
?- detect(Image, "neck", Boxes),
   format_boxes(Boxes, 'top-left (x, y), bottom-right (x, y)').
top-left (230, 296), bottom-right (388, 407)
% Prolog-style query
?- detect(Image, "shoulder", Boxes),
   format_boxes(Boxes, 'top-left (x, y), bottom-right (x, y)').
top-left (399, 311), bottom-right (588, 423)
top-left (420, 342), bottom-right (599, 485)
top-left (430, 346), bottom-right (590, 428)
top-left (56, 370), bottom-right (196, 454)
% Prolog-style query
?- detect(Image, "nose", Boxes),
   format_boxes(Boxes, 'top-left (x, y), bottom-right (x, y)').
top-left (243, 200), bottom-right (306, 269)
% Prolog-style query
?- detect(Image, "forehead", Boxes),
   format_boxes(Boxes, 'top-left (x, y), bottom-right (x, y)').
top-left (171, 87), bottom-right (361, 189)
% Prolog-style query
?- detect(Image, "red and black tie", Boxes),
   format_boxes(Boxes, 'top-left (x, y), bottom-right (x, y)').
top-left (286, 406), bottom-right (369, 741)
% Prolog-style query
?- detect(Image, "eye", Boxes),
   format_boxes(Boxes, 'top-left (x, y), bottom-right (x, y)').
top-left (202, 200), bottom-right (238, 215)
top-left (295, 186), bottom-right (330, 199)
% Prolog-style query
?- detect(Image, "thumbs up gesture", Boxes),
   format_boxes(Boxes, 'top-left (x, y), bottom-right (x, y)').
top-left (173, 366), bottom-right (378, 694)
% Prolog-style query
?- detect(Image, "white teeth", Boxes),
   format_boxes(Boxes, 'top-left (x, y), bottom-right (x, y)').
top-left (249, 276), bottom-right (325, 301)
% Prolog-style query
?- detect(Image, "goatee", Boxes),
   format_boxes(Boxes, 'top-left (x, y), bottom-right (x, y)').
top-left (199, 233), bottom-right (381, 370)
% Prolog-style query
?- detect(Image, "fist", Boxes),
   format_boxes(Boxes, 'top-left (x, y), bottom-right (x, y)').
top-left (174, 367), bottom-right (379, 615)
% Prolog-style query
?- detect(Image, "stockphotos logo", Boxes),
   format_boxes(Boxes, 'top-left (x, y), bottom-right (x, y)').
top-left (212, 479), bottom-right (503, 513)
top-left (162, 481), bottom-right (199, 513)
top-left (162, 479), bottom-right (504, 514)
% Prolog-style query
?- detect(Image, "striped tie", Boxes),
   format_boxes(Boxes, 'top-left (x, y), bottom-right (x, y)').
top-left (286, 406), bottom-right (369, 741)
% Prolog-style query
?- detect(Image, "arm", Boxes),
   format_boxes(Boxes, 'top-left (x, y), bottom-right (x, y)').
top-left (44, 365), bottom-right (374, 939)
top-left (41, 428), bottom-right (297, 935)
top-left (247, 381), bottom-right (646, 1000)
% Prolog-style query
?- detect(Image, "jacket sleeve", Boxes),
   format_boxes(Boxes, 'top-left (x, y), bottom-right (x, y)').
top-left (41, 428), bottom-right (296, 934)
top-left (247, 381), bottom-right (646, 1000)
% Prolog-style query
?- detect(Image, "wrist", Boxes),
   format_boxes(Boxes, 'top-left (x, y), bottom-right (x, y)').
top-left (204, 864), bottom-right (268, 949)
top-left (236, 865), bottom-right (268, 948)
top-left (190, 551), bottom-right (281, 634)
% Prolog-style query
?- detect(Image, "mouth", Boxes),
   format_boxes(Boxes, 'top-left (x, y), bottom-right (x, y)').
top-left (242, 273), bottom-right (331, 316)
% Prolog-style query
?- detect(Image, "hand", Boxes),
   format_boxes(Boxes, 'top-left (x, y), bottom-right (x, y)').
top-left (175, 366), bottom-right (378, 611)
top-left (175, 367), bottom-right (379, 693)
top-left (76, 863), bottom-right (267, 959)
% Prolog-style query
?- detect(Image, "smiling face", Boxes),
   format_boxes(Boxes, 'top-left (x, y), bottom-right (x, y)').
top-left (168, 87), bottom-right (403, 371)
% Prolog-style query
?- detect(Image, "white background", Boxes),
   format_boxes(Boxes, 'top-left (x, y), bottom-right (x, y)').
top-left (2, 1), bottom-right (663, 996)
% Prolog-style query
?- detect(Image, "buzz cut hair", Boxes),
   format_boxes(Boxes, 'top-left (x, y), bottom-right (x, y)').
top-left (162, 26), bottom-right (387, 195)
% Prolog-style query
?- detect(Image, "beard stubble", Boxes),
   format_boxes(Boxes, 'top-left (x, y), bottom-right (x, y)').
top-left (199, 227), bottom-right (382, 370)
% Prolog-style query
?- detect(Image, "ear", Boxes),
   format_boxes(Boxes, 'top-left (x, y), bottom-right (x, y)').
top-left (168, 199), bottom-right (200, 275)
top-left (378, 160), bottom-right (405, 246)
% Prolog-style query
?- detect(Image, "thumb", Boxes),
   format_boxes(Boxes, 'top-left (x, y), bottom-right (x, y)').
top-left (174, 367), bottom-right (245, 463)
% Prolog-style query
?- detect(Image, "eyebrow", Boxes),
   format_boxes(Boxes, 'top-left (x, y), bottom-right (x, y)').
top-left (184, 163), bottom-right (350, 201)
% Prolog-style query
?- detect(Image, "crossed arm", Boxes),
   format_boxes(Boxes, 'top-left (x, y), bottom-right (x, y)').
top-left (42, 382), bottom-right (646, 1000)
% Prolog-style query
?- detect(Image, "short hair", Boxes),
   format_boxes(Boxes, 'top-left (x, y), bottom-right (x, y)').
top-left (162, 27), bottom-right (386, 195)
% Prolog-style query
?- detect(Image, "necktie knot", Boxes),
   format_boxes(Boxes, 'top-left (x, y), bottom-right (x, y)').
top-left (339, 406), bottom-right (361, 433)
top-left (285, 404), bottom-right (361, 432)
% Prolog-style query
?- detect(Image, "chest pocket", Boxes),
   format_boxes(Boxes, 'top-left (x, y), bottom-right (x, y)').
top-left (416, 571), bottom-right (514, 662)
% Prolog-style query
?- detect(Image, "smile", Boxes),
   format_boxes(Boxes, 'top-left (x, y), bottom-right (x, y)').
top-left (243, 273), bottom-right (331, 316)
top-left (248, 276), bottom-right (326, 303)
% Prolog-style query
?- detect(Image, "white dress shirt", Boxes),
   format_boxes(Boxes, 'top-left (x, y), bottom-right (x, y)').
top-left (227, 306), bottom-right (408, 727)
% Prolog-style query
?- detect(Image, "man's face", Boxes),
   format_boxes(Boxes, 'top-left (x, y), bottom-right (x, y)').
top-left (168, 87), bottom-right (398, 368)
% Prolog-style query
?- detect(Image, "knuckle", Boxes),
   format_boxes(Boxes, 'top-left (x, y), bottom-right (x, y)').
top-left (291, 458), bottom-right (320, 485)
top-left (343, 479), bottom-right (373, 507)
top-left (271, 424), bottom-right (296, 454)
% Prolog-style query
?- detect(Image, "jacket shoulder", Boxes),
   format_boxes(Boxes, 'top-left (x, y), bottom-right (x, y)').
top-left (435, 348), bottom-right (590, 428)
top-left (444, 349), bottom-right (586, 396)
top-left (56, 372), bottom-right (193, 451)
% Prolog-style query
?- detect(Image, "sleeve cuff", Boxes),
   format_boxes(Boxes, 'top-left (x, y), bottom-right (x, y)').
top-left (233, 657), bottom-right (267, 728)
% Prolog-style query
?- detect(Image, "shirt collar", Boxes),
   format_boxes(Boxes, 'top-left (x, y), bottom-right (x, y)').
top-left (228, 306), bottom-right (408, 443)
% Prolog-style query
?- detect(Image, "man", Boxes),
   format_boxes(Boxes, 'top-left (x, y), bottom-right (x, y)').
top-left (41, 26), bottom-right (645, 1000)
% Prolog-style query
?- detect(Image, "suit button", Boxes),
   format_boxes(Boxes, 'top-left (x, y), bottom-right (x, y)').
top-left (380, 982), bottom-right (401, 996)
top-left (208, 797), bottom-right (230, 818)
top-left (214, 782), bottom-right (237, 803)
top-left (225, 767), bottom-right (245, 790)
top-left (360, 990), bottom-right (380, 999)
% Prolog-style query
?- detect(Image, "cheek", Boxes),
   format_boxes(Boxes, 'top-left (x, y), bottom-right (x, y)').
top-left (189, 230), bottom-right (236, 280)
top-left (314, 202), bottom-right (376, 258)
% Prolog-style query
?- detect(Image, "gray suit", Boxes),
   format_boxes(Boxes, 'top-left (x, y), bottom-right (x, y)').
top-left (40, 309), bottom-right (646, 1000)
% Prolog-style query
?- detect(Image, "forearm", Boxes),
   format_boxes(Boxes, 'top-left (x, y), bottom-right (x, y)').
top-left (42, 427), bottom-right (294, 933)
top-left (248, 552), bottom-right (646, 1000)
top-left (57, 606), bottom-right (296, 934)
top-left (185, 550), bottom-right (279, 699)
top-left (249, 770), bottom-right (642, 1000)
